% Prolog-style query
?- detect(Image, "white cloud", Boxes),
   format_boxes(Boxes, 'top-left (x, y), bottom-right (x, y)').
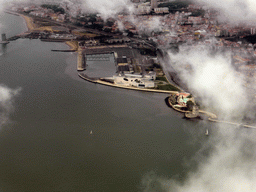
top-left (141, 41), bottom-right (256, 192)
top-left (81, 0), bottom-right (135, 20)
top-left (141, 125), bottom-right (256, 192)
top-left (196, 0), bottom-right (256, 24)
top-left (166, 44), bottom-right (247, 119)
top-left (0, 85), bottom-right (21, 128)
top-left (137, 16), bottom-right (163, 34)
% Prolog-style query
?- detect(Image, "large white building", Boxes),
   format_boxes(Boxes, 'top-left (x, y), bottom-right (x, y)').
top-left (113, 72), bottom-right (156, 88)
top-left (137, 2), bottom-right (151, 14)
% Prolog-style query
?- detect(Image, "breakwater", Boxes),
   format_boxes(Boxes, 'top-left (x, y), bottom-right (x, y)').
top-left (51, 49), bottom-right (76, 52)
top-left (208, 118), bottom-right (256, 129)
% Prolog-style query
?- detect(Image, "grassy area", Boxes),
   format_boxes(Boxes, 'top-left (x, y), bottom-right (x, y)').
top-left (72, 31), bottom-right (98, 38)
top-left (35, 26), bottom-right (56, 32)
top-left (156, 76), bottom-right (168, 82)
top-left (156, 84), bottom-right (180, 91)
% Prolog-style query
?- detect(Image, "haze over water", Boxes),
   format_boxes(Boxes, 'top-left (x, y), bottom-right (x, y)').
top-left (1, 12), bottom-right (254, 192)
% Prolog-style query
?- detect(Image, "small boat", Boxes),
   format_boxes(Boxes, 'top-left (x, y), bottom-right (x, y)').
top-left (90, 130), bottom-right (93, 135)
top-left (205, 129), bottom-right (209, 136)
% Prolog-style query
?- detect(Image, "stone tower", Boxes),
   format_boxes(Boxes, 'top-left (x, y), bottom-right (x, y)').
top-left (77, 46), bottom-right (86, 71)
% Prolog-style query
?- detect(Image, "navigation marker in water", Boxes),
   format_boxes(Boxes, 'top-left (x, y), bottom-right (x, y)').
top-left (0, 33), bottom-right (9, 44)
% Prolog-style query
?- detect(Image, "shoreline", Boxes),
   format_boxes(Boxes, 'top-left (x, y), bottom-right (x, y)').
top-left (19, 14), bottom-right (36, 31)
top-left (8, 10), bottom-right (78, 52)
top-left (78, 73), bottom-right (179, 94)
top-left (5, 10), bottom-right (36, 32)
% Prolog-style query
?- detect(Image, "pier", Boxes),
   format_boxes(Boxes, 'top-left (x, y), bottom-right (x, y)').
top-left (208, 118), bottom-right (256, 129)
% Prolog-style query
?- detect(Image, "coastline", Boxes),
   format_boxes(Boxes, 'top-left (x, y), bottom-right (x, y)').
top-left (19, 14), bottom-right (36, 31)
top-left (11, 11), bottom-right (77, 52)
top-left (5, 10), bottom-right (36, 32)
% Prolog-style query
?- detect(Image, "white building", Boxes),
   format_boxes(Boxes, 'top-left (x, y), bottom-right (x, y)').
top-left (154, 7), bottom-right (169, 14)
top-left (137, 3), bottom-right (151, 14)
top-left (113, 72), bottom-right (155, 88)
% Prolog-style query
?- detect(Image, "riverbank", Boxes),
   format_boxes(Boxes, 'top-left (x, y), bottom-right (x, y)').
top-left (20, 14), bottom-right (37, 31)
top-left (6, 11), bottom-right (37, 31)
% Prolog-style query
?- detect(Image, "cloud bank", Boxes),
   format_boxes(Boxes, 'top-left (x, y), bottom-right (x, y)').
top-left (0, 85), bottom-right (21, 128)
top-left (81, 0), bottom-right (135, 20)
top-left (140, 42), bottom-right (256, 191)
top-left (166, 44), bottom-right (247, 118)
top-left (196, 0), bottom-right (256, 24)
top-left (142, 125), bottom-right (256, 192)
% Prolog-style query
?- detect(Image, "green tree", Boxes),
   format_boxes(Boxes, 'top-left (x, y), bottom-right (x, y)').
top-left (186, 100), bottom-right (194, 111)
top-left (41, 4), bottom-right (65, 14)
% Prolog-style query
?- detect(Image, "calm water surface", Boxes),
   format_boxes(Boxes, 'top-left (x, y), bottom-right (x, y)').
top-left (0, 13), bottom-right (213, 192)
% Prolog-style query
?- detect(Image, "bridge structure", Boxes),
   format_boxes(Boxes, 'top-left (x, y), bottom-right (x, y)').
top-left (198, 110), bottom-right (256, 129)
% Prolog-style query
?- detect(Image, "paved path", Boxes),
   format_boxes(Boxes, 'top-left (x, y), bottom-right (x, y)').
top-left (199, 110), bottom-right (217, 119)
top-left (78, 73), bottom-right (179, 94)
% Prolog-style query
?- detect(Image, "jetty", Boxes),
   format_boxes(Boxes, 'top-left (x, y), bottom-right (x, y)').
top-left (208, 118), bottom-right (256, 129)
top-left (51, 49), bottom-right (76, 52)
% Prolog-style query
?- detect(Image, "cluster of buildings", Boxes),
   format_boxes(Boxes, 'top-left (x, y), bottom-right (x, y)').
top-left (113, 54), bottom-right (156, 88)
top-left (9, 0), bottom-right (256, 87)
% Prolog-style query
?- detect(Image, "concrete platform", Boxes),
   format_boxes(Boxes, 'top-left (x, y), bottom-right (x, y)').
top-left (0, 41), bottom-right (9, 44)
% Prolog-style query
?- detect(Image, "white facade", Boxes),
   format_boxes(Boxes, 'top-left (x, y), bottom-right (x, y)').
top-left (113, 74), bottom-right (155, 88)
top-left (137, 4), bottom-right (151, 14)
top-left (154, 7), bottom-right (169, 14)
top-left (143, 71), bottom-right (156, 80)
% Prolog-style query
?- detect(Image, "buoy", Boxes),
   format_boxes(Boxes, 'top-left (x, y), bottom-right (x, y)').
top-left (205, 129), bottom-right (209, 136)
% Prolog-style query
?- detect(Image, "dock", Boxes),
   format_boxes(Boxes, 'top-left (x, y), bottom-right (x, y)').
top-left (0, 41), bottom-right (9, 44)
top-left (51, 50), bottom-right (76, 52)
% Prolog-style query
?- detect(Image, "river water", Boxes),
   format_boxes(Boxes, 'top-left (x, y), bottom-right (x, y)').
top-left (0, 12), bottom-right (216, 192)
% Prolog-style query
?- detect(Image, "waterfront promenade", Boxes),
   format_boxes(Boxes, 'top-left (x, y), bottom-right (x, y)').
top-left (78, 73), bottom-right (179, 94)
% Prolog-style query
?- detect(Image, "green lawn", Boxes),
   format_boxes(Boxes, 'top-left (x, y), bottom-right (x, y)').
top-left (156, 84), bottom-right (180, 91)
top-left (156, 76), bottom-right (168, 82)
